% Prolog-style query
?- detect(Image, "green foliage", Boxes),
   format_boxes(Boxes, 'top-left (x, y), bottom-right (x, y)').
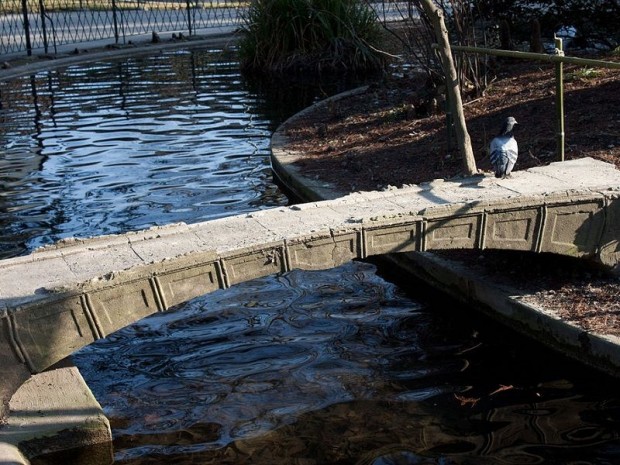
top-left (565, 66), bottom-right (601, 82)
top-left (238, 0), bottom-right (385, 75)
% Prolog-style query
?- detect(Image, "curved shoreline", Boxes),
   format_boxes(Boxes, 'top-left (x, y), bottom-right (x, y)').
top-left (270, 86), bottom-right (370, 202)
top-left (270, 89), bottom-right (620, 379)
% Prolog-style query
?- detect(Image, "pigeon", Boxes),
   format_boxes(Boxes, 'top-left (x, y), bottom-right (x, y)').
top-left (490, 116), bottom-right (518, 178)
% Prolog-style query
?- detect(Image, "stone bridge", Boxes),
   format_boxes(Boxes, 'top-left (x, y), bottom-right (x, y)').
top-left (1, 157), bottom-right (620, 421)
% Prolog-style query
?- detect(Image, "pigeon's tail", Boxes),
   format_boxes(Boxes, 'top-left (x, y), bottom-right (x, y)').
top-left (491, 148), bottom-right (509, 177)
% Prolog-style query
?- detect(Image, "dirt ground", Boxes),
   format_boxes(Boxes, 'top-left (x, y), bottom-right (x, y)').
top-left (284, 59), bottom-right (620, 190)
top-left (281, 46), bottom-right (620, 336)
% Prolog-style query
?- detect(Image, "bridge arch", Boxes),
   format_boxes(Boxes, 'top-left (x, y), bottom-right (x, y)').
top-left (1, 157), bottom-right (620, 418)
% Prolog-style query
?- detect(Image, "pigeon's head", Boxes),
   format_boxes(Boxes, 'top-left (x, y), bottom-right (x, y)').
top-left (500, 116), bottom-right (518, 135)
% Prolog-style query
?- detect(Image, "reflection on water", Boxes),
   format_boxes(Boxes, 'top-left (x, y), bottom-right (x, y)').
top-left (0, 48), bottom-right (360, 258)
top-left (74, 261), bottom-right (620, 465)
top-left (2, 49), bottom-right (620, 465)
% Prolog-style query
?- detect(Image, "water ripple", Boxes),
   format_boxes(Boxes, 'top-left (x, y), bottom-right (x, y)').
top-left (75, 263), bottom-right (435, 456)
top-left (73, 260), bottom-right (620, 464)
top-left (0, 49), bottom-right (287, 258)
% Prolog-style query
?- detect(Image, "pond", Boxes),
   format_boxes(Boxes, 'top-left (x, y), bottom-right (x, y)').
top-left (1, 47), bottom-right (620, 465)
top-left (0, 48), bottom-right (290, 259)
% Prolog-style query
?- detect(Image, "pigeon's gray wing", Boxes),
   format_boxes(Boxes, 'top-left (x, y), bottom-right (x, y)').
top-left (504, 137), bottom-right (518, 175)
top-left (490, 136), bottom-right (518, 177)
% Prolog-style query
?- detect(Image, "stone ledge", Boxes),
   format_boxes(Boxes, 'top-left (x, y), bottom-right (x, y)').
top-left (0, 442), bottom-right (29, 465)
top-left (386, 251), bottom-right (620, 377)
top-left (0, 365), bottom-right (112, 465)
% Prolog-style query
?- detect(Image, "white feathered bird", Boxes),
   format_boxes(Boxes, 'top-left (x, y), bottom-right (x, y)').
top-left (490, 116), bottom-right (518, 178)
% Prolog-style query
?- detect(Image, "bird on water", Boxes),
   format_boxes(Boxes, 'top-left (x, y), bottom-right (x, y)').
top-left (490, 116), bottom-right (518, 178)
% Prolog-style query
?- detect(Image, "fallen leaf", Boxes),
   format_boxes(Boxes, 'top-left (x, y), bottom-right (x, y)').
top-left (454, 394), bottom-right (479, 407)
top-left (489, 384), bottom-right (514, 396)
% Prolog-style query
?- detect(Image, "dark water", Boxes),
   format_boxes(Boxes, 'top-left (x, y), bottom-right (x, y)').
top-left (2, 49), bottom-right (620, 465)
top-left (74, 261), bottom-right (620, 465)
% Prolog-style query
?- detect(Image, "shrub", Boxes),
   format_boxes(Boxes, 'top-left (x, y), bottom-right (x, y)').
top-left (238, 0), bottom-right (385, 75)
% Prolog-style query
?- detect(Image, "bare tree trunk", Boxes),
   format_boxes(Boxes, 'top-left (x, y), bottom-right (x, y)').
top-left (419, 0), bottom-right (477, 175)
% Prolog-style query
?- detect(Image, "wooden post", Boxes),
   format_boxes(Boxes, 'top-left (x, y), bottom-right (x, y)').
top-left (530, 19), bottom-right (543, 53)
top-left (555, 36), bottom-right (565, 161)
top-left (445, 87), bottom-right (453, 153)
top-left (419, 0), bottom-right (477, 175)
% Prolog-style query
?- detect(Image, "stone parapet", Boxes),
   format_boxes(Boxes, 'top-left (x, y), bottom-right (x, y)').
top-left (1, 158), bottom-right (620, 427)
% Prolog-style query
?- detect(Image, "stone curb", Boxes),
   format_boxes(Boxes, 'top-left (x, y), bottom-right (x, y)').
top-left (0, 365), bottom-right (112, 465)
top-left (389, 251), bottom-right (620, 378)
top-left (270, 86), bottom-right (369, 202)
top-left (0, 443), bottom-right (28, 465)
top-left (0, 366), bottom-right (112, 463)
top-left (270, 88), bottom-right (620, 377)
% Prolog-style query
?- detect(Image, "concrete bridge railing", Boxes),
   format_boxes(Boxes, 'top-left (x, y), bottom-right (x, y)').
top-left (1, 157), bottom-right (620, 419)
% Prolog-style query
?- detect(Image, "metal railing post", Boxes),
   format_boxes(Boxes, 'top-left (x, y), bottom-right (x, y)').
top-left (39, 0), bottom-right (49, 54)
top-left (186, 0), bottom-right (194, 36)
top-left (21, 0), bottom-right (33, 56)
top-left (112, 0), bottom-right (120, 43)
top-left (555, 36), bottom-right (565, 162)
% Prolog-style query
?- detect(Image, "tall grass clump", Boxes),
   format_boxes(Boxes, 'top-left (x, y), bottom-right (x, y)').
top-left (238, 0), bottom-right (385, 75)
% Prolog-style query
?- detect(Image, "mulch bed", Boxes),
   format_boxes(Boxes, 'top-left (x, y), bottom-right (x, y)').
top-left (283, 59), bottom-right (620, 191)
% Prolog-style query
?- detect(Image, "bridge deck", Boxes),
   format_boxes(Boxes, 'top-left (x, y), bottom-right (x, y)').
top-left (0, 157), bottom-right (620, 378)
top-left (1, 157), bottom-right (619, 303)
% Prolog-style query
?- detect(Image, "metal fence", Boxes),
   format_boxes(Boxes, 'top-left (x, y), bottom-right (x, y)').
top-left (0, 0), bottom-right (245, 56)
top-left (0, 1), bottom-right (411, 57)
